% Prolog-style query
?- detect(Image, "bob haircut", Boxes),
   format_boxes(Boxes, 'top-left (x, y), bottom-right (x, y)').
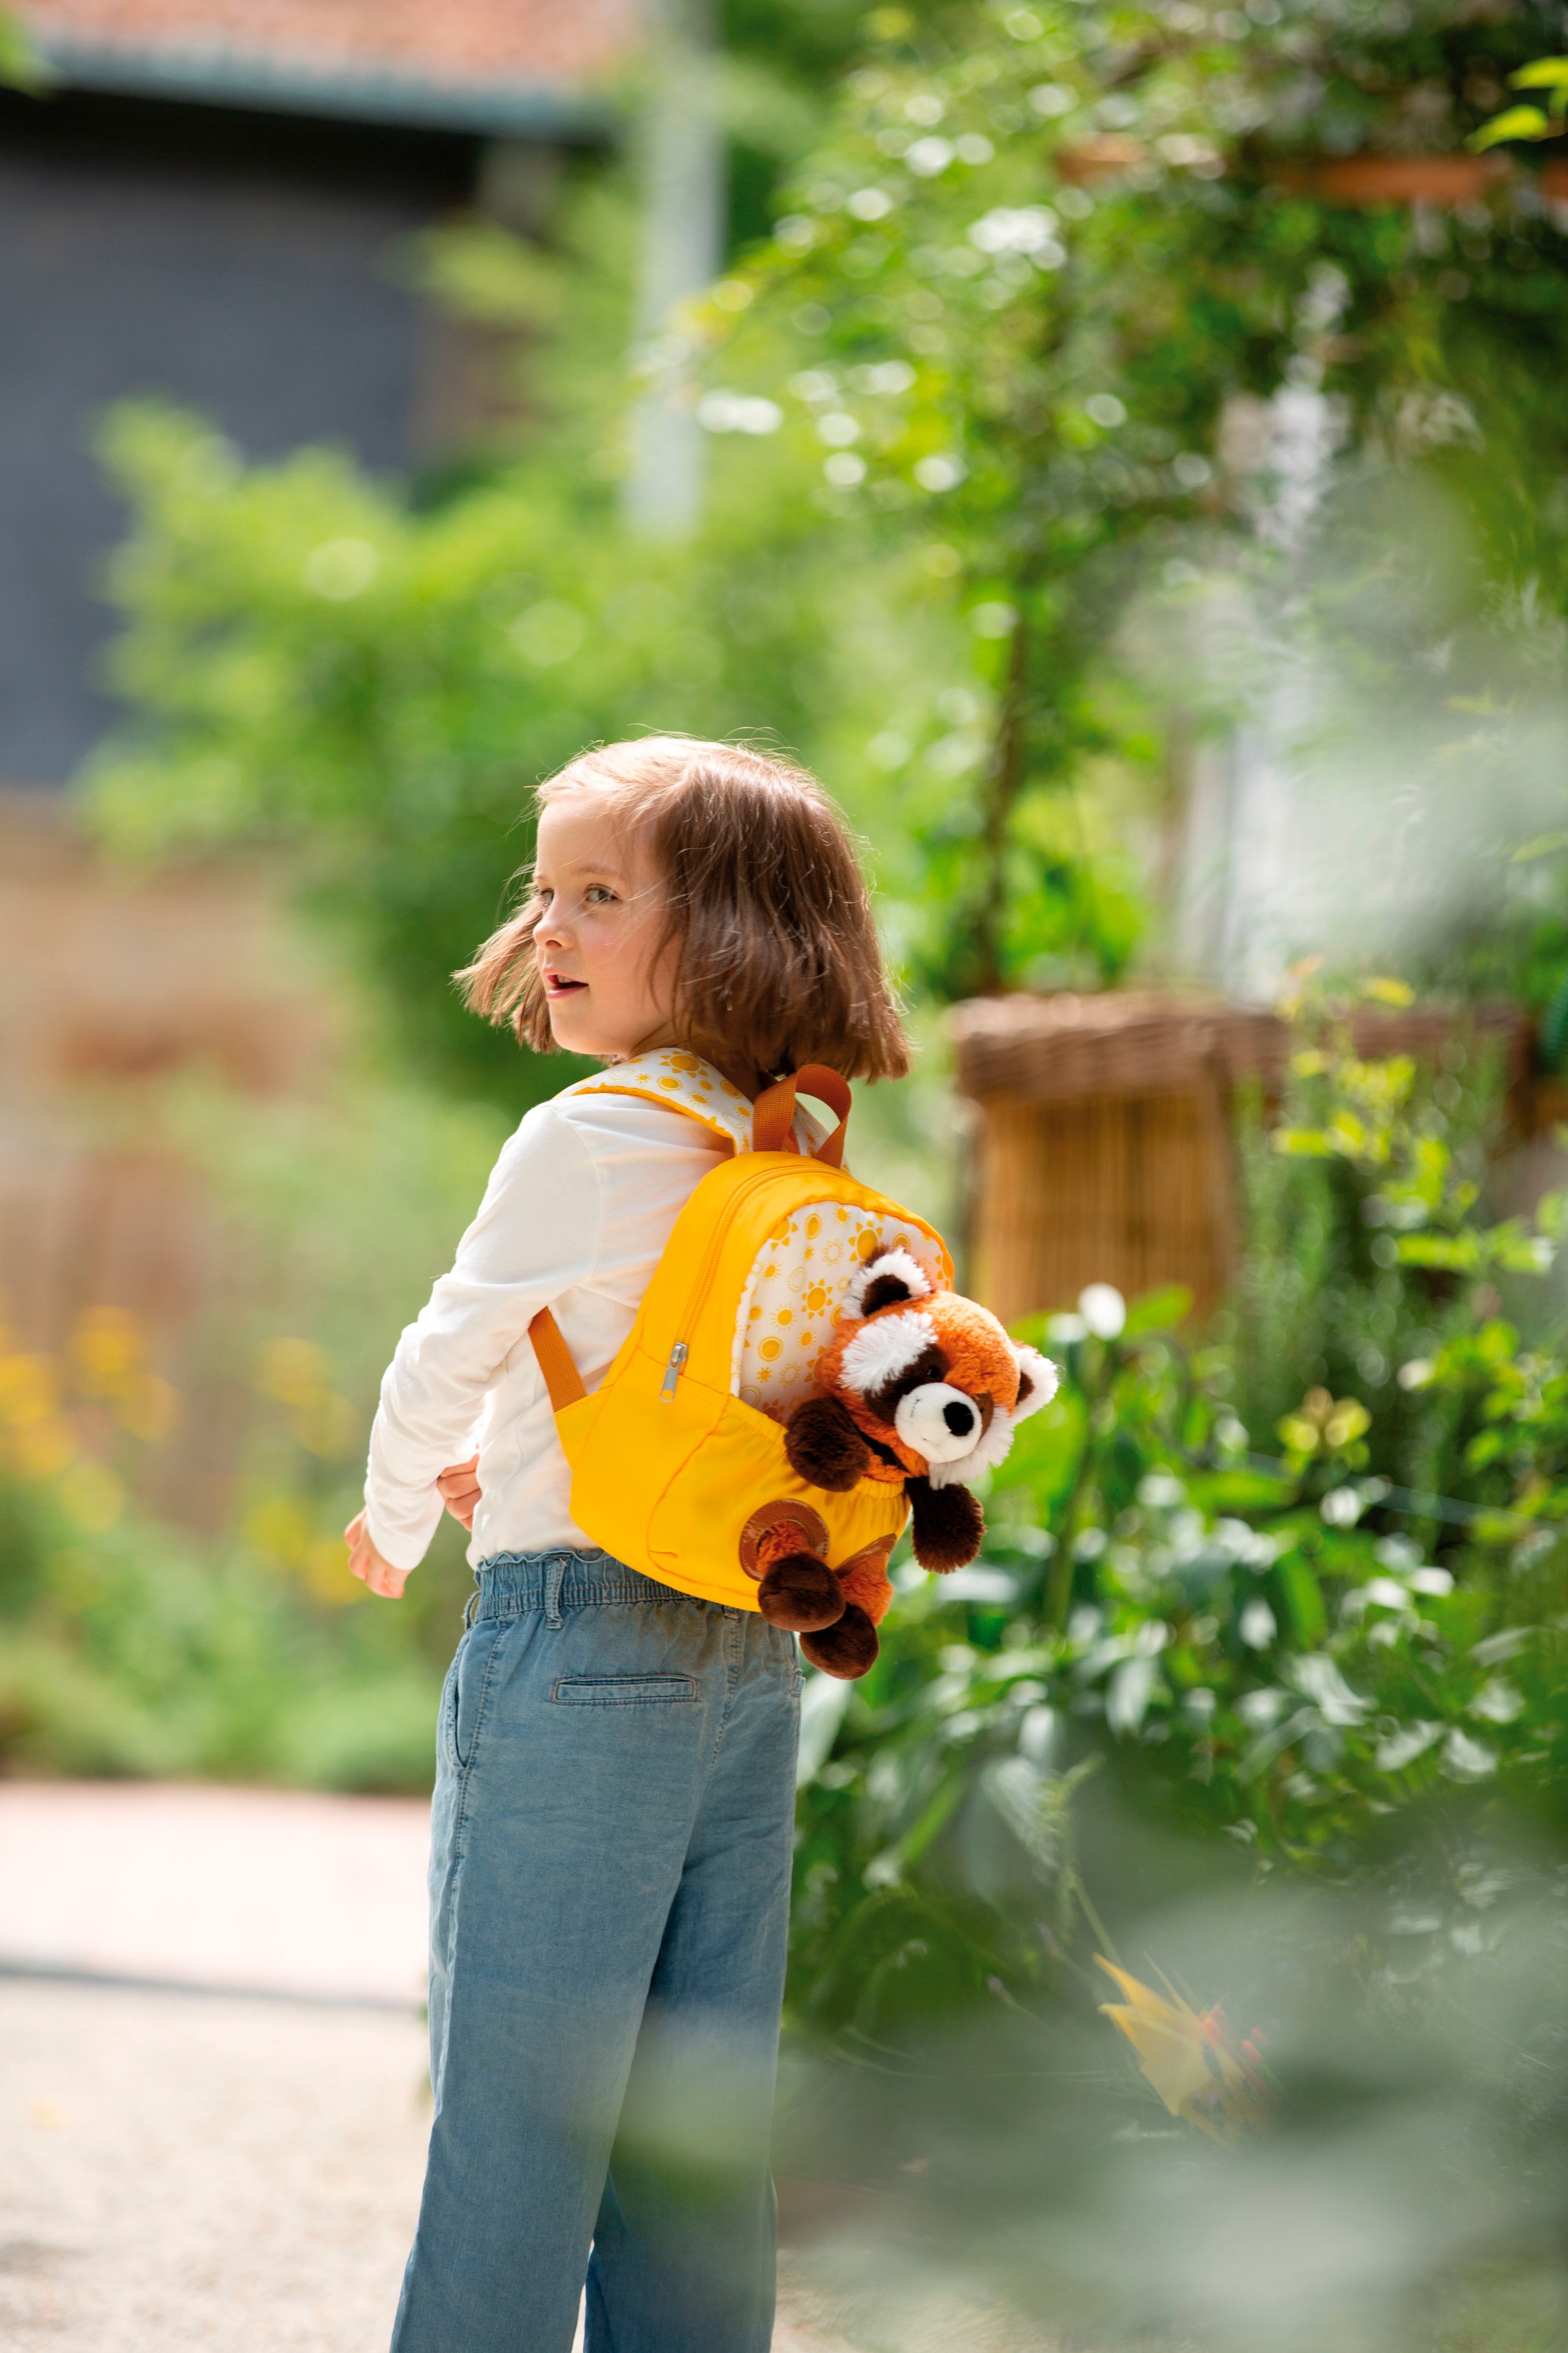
top-left (457, 737), bottom-right (910, 1082)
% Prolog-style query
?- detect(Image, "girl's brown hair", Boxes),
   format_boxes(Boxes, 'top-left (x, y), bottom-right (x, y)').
top-left (457, 738), bottom-right (910, 1081)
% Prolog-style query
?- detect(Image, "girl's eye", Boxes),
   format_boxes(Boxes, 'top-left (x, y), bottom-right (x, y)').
top-left (584, 885), bottom-right (618, 907)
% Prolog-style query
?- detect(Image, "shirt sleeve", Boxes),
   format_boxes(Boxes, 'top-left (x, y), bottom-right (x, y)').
top-left (362, 1102), bottom-right (604, 1570)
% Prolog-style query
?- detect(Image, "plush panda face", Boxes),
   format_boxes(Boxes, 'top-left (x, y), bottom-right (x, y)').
top-left (823, 1249), bottom-right (1057, 1488)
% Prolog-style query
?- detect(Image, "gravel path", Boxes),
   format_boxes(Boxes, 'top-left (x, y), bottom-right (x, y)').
top-left (0, 1979), bottom-right (867, 2352)
top-left (0, 1978), bottom-right (428, 2351)
top-left (0, 1788), bottom-right (1043, 2352)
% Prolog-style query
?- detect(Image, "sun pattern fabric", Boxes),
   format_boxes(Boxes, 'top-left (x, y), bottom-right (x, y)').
top-left (568, 1048), bottom-right (760, 1152)
top-left (563, 1051), bottom-right (935, 1420)
top-left (731, 1208), bottom-right (943, 1421)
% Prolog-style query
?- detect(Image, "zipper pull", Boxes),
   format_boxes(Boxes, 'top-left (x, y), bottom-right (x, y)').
top-left (659, 1341), bottom-right (689, 1402)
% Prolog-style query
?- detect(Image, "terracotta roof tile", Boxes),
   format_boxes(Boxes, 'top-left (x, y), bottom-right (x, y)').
top-left (20, 0), bottom-right (640, 124)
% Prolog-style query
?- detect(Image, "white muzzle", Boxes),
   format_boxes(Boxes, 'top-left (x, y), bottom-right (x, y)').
top-left (894, 1382), bottom-right (987, 1465)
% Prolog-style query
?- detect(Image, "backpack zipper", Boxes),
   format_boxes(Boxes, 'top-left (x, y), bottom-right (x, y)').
top-left (659, 1162), bottom-right (809, 1400)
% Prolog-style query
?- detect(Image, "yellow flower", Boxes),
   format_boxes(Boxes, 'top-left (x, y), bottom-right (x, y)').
top-left (0, 1353), bottom-right (60, 1427)
top-left (255, 1337), bottom-right (330, 1408)
top-left (1278, 1386), bottom-right (1370, 1457)
top-left (1097, 1957), bottom-right (1275, 2146)
top-left (74, 1306), bottom-right (145, 1396)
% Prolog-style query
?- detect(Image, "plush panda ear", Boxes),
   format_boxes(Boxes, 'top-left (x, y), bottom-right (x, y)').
top-left (1010, 1343), bottom-right (1059, 1424)
top-left (845, 1246), bottom-right (932, 1319)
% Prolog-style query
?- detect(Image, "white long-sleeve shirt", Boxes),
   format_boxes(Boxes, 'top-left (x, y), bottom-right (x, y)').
top-left (364, 1087), bottom-right (736, 1571)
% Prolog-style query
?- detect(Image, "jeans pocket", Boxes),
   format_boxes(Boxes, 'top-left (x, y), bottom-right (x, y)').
top-left (437, 1655), bottom-right (461, 1776)
top-left (551, 1674), bottom-right (697, 1707)
top-left (445, 1620), bottom-right (501, 1771)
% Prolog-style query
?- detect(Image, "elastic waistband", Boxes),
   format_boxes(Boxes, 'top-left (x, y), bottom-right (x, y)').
top-left (470, 1549), bottom-right (701, 1621)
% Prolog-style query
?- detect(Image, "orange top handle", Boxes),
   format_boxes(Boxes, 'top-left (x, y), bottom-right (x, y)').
top-left (752, 1064), bottom-right (852, 1167)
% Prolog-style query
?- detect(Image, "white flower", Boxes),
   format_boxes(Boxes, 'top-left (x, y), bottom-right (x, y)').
top-left (1078, 1283), bottom-right (1126, 1339)
top-left (1137, 1471), bottom-right (1184, 1509)
top-left (697, 391), bottom-right (783, 436)
top-left (1239, 1597), bottom-right (1277, 1649)
top-left (914, 454), bottom-right (966, 492)
top-left (906, 137), bottom-right (955, 176)
top-left (969, 204), bottom-right (1059, 257)
top-left (848, 360), bottom-right (915, 394)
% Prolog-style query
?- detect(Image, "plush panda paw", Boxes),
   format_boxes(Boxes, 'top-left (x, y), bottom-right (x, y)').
top-left (801, 1603), bottom-right (879, 1680)
top-left (757, 1551), bottom-right (845, 1633)
top-left (908, 1476), bottom-right (984, 1573)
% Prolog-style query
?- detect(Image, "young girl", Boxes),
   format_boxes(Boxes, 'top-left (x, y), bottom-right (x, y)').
top-left (344, 738), bottom-right (909, 2353)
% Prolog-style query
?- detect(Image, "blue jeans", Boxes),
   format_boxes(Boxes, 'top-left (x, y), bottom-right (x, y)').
top-left (390, 1549), bottom-right (801, 2353)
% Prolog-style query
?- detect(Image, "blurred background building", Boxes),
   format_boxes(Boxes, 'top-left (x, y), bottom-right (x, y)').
top-left (0, 1), bottom-right (636, 1485)
top-left (1, 0), bottom-right (632, 784)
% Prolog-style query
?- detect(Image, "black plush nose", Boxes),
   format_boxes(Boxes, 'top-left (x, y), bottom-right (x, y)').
top-left (942, 1399), bottom-right (975, 1438)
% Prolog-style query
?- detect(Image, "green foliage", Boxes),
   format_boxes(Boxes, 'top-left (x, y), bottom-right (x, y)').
top-left (83, 122), bottom-right (1160, 1059)
top-left (790, 988), bottom-right (1568, 2036)
top-left (80, 0), bottom-right (1568, 1057)
top-left (701, 0), bottom-right (1568, 992)
top-left (86, 390), bottom-right (953, 1101)
top-left (1470, 57), bottom-right (1568, 150)
top-left (0, 8), bottom-right (42, 88)
top-left (0, 1065), bottom-right (515, 1788)
top-left (0, 1440), bottom-right (447, 1790)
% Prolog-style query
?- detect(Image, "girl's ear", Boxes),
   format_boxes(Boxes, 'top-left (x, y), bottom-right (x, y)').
top-left (846, 1246), bottom-right (932, 1319)
top-left (1010, 1344), bottom-right (1058, 1424)
top-left (906, 1474), bottom-right (984, 1572)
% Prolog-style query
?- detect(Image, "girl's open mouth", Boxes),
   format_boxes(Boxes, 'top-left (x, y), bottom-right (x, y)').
top-left (543, 971), bottom-right (587, 999)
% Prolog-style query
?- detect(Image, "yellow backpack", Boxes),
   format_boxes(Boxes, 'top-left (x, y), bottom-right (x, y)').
top-left (527, 1056), bottom-right (953, 1612)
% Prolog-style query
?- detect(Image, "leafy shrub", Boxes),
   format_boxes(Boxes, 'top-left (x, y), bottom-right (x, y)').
top-left (790, 987), bottom-right (1568, 2039)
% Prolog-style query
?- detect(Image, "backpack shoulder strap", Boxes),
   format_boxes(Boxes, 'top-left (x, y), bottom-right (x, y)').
top-left (532, 1051), bottom-right (749, 1413)
top-left (533, 1057), bottom-right (853, 1412)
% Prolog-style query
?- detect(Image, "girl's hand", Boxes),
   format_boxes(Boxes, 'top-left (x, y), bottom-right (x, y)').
top-left (344, 1509), bottom-right (408, 1599)
top-left (437, 1454), bottom-right (482, 1532)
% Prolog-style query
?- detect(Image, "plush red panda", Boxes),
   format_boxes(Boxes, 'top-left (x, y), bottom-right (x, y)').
top-left (753, 1248), bottom-right (1056, 1678)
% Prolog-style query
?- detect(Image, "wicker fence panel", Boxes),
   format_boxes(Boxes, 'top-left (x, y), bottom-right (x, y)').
top-left (974, 1089), bottom-right (1231, 1327)
top-left (953, 990), bottom-right (1536, 1326)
